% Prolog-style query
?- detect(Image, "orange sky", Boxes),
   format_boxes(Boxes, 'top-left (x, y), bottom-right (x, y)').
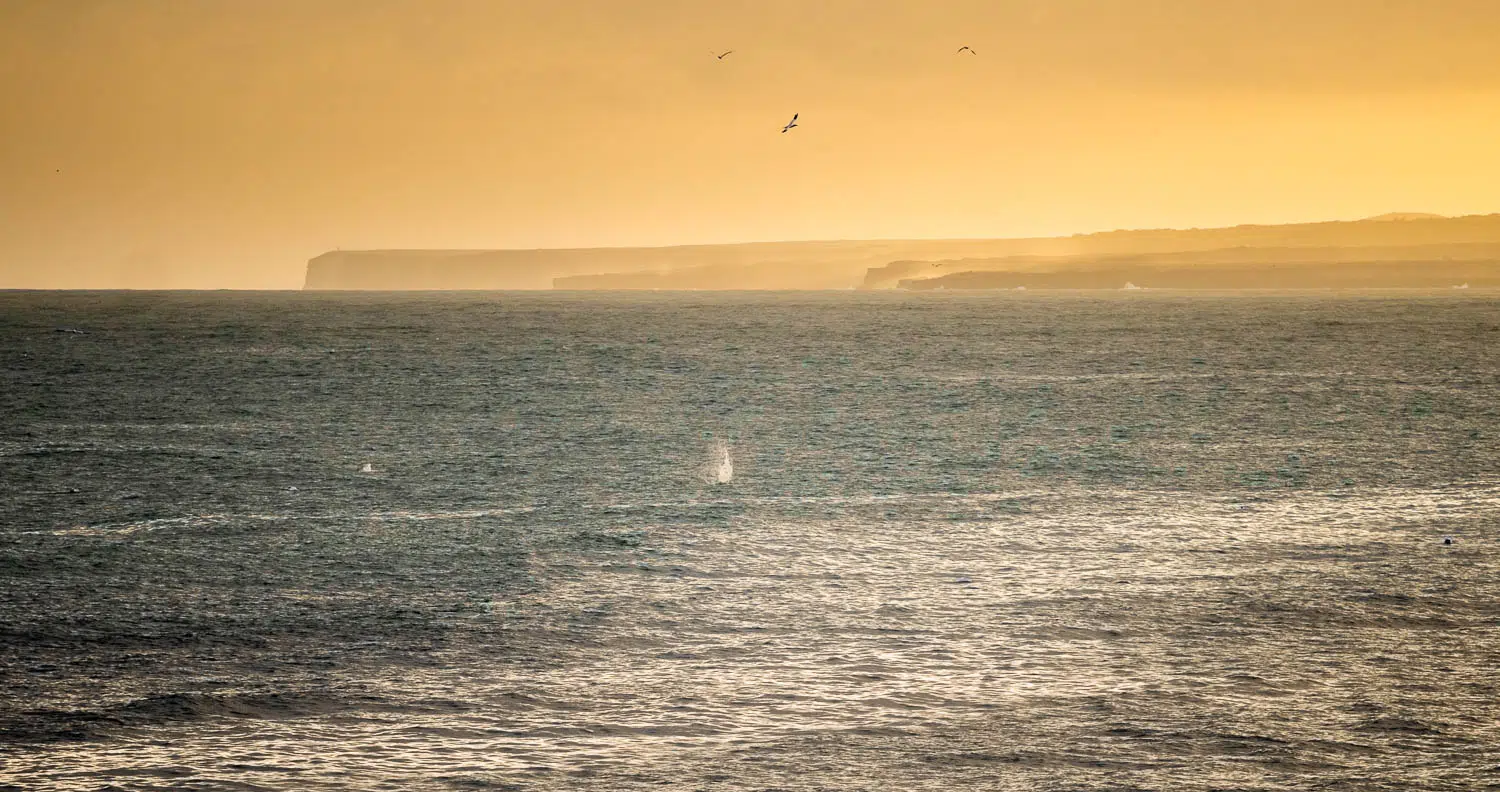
top-left (3, 0), bottom-right (1500, 288)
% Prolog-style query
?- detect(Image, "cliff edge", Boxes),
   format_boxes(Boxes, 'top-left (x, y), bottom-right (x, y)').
top-left (303, 213), bottom-right (1500, 290)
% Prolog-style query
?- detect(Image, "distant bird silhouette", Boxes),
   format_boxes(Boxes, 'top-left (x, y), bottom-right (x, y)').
top-left (781, 113), bottom-right (799, 133)
top-left (956, 46), bottom-right (976, 55)
top-left (713, 50), bottom-right (734, 60)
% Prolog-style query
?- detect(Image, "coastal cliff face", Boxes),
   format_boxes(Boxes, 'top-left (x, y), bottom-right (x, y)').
top-left (302, 239), bottom-right (1057, 290)
top-left (554, 261), bottom-right (866, 290)
top-left (303, 213), bottom-right (1500, 290)
top-left (901, 242), bottom-right (1500, 291)
top-left (892, 215), bottom-right (1500, 290)
top-left (900, 261), bottom-right (1500, 290)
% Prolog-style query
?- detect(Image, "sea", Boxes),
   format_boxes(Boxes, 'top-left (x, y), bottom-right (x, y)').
top-left (1, 290), bottom-right (1497, 791)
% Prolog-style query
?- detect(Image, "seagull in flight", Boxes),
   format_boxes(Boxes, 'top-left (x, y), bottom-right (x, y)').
top-left (713, 50), bottom-right (734, 60)
top-left (781, 113), bottom-right (799, 133)
top-left (956, 46), bottom-right (976, 55)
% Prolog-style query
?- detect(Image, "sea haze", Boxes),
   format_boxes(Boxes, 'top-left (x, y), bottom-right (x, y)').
top-left (2, 291), bottom-right (1498, 791)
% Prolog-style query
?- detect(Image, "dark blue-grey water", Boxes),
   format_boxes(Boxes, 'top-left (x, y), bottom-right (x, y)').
top-left (2, 291), bottom-right (1498, 791)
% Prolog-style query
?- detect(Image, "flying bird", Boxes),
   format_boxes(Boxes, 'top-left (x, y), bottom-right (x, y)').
top-left (781, 113), bottom-right (799, 133)
top-left (713, 50), bottom-right (734, 60)
top-left (956, 46), bottom-right (976, 55)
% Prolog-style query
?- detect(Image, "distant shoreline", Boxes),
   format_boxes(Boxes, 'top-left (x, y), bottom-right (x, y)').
top-left (302, 213), bottom-right (1500, 291)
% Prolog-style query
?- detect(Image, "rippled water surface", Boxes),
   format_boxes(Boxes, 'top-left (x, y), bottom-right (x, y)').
top-left (2, 291), bottom-right (1498, 790)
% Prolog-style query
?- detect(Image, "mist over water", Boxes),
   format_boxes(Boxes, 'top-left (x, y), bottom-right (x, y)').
top-left (2, 291), bottom-right (1498, 791)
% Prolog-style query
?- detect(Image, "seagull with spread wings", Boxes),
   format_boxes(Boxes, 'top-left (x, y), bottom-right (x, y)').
top-left (713, 50), bottom-right (734, 60)
top-left (956, 46), bottom-right (976, 55)
top-left (781, 113), bottom-right (799, 133)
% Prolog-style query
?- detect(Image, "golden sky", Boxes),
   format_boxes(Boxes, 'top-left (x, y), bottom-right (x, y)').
top-left (3, 0), bottom-right (1500, 288)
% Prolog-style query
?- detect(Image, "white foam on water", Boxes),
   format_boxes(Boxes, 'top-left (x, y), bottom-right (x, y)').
top-left (711, 439), bottom-right (733, 484)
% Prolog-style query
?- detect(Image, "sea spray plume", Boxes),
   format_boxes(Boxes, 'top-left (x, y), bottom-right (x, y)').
top-left (703, 439), bottom-right (734, 484)
top-left (714, 440), bottom-right (733, 483)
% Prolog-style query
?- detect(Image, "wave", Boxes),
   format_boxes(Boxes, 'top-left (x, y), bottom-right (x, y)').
top-left (33, 481), bottom-right (1500, 540)
top-left (0, 690), bottom-right (402, 744)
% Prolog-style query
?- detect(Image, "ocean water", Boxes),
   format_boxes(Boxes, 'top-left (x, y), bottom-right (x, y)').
top-left (1, 290), bottom-right (1498, 791)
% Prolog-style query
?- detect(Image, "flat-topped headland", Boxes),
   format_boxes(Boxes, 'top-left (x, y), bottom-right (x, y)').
top-left (303, 213), bottom-right (1500, 290)
top-left (301, 240), bottom-right (1060, 290)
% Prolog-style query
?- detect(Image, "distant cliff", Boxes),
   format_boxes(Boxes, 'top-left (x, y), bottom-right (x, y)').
top-left (1042, 213), bottom-right (1500, 254)
top-left (900, 259), bottom-right (1500, 290)
top-left (554, 261), bottom-right (862, 290)
top-left (303, 213), bottom-right (1500, 290)
top-left (303, 239), bottom-right (1061, 290)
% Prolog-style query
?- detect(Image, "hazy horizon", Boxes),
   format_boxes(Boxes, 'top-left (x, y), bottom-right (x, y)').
top-left (2, 210), bottom-right (1490, 292)
top-left (5, 1), bottom-right (1500, 288)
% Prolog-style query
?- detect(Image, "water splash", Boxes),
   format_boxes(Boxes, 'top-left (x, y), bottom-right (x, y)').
top-left (709, 440), bottom-right (733, 484)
